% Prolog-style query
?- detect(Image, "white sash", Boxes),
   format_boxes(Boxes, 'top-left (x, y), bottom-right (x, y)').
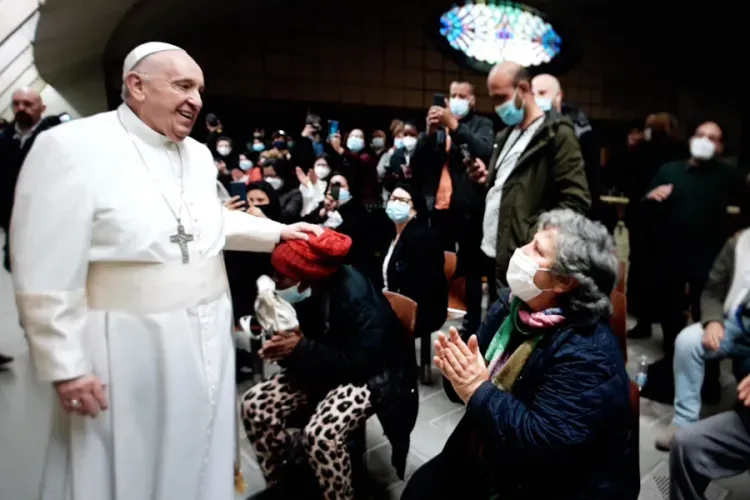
top-left (86, 256), bottom-right (228, 313)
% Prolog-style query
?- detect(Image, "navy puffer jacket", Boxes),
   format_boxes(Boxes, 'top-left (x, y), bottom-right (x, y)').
top-left (465, 290), bottom-right (640, 499)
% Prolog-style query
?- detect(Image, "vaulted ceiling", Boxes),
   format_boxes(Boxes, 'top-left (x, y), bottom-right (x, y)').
top-left (1, 0), bottom-right (742, 118)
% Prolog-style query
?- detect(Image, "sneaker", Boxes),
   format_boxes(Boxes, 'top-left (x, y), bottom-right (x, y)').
top-left (655, 424), bottom-right (679, 451)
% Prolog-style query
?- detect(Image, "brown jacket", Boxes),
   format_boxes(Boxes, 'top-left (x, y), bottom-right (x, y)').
top-left (484, 114), bottom-right (591, 286)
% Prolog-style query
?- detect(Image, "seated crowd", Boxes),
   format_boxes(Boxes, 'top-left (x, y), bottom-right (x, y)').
top-left (202, 65), bottom-right (750, 500)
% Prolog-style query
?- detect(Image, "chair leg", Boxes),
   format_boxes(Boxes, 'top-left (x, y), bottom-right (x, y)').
top-left (420, 332), bottom-right (432, 385)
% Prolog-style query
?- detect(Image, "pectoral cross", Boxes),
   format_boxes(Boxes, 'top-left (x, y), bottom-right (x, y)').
top-left (170, 223), bottom-right (194, 264)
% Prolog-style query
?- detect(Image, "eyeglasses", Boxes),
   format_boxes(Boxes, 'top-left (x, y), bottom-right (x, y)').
top-left (390, 196), bottom-right (412, 204)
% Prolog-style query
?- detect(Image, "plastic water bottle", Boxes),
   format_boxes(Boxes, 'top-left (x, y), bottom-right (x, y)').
top-left (635, 356), bottom-right (649, 391)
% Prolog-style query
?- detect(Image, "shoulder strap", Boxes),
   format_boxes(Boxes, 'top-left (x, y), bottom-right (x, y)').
top-left (321, 289), bottom-right (331, 335)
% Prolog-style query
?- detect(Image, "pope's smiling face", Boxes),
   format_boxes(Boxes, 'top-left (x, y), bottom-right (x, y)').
top-left (126, 50), bottom-right (205, 142)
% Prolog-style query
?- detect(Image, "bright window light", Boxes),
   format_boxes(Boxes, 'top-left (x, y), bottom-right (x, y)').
top-left (439, 2), bottom-right (562, 68)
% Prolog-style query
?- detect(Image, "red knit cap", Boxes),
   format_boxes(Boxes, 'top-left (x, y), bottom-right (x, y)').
top-left (271, 229), bottom-right (352, 282)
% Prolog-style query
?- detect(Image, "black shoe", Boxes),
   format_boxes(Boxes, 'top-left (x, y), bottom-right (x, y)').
top-left (0, 352), bottom-right (13, 366)
top-left (640, 360), bottom-right (674, 404)
top-left (701, 379), bottom-right (722, 406)
top-left (236, 366), bottom-right (254, 384)
top-left (627, 324), bottom-right (652, 339)
top-left (247, 489), bottom-right (281, 500)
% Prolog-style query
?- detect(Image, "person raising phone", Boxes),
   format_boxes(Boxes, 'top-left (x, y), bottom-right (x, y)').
top-left (409, 81), bottom-right (494, 339)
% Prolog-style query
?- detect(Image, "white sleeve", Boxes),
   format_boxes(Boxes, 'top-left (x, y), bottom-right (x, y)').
top-left (222, 207), bottom-right (283, 253)
top-left (11, 132), bottom-right (93, 382)
top-left (299, 180), bottom-right (324, 217)
top-left (376, 150), bottom-right (391, 179)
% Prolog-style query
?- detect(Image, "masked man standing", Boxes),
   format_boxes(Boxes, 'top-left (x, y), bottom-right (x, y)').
top-left (10, 42), bottom-right (319, 500)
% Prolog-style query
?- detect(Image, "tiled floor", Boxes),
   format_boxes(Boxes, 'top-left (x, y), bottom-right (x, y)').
top-left (1, 238), bottom-right (750, 499)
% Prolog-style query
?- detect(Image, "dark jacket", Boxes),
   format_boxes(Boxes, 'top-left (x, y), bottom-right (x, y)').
top-left (485, 114), bottom-right (590, 287)
top-left (643, 159), bottom-right (746, 258)
top-left (560, 104), bottom-right (600, 219)
top-left (0, 116), bottom-right (62, 228)
top-left (386, 148), bottom-right (414, 191)
top-left (381, 217), bottom-right (448, 335)
top-left (277, 188), bottom-right (302, 224)
top-left (459, 291), bottom-right (639, 499)
top-left (288, 265), bottom-right (419, 478)
top-left (410, 112), bottom-right (494, 218)
top-left (304, 199), bottom-right (373, 277)
top-left (324, 146), bottom-right (381, 206)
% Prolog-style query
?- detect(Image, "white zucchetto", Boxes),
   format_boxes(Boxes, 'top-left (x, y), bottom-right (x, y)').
top-left (122, 42), bottom-right (183, 78)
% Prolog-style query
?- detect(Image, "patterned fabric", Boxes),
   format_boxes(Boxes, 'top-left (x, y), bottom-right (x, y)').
top-left (242, 372), bottom-right (374, 500)
top-left (484, 297), bottom-right (565, 390)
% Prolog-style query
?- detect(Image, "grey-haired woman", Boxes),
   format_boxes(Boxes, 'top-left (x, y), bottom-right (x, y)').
top-left (403, 209), bottom-right (640, 500)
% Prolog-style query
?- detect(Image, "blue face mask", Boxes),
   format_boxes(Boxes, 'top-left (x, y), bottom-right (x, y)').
top-left (277, 283), bottom-right (312, 304)
top-left (239, 160), bottom-right (252, 171)
top-left (394, 138), bottom-right (404, 149)
top-left (338, 188), bottom-right (352, 203)
top-left (347, 137), bottom-right (365, 152)
top-left (252, 143), bottom-right (265, 152)
top-left (449, 98), bottom-right (470, 119)
top-left (386, 200), bottom-right (411, 224)
top-left (535, 97), bottom-right (552, 112)
top-left (273, 141), bottom-right (286, 150)
top-left (495, 89), bottom-right (525, 126)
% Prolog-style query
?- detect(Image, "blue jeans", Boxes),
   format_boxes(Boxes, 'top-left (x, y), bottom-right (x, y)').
top-left (673, 317), bottom-right (750, 427)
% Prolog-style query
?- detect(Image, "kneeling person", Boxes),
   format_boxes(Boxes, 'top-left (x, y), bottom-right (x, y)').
top-left (242, 230), bottom-right (418, 499)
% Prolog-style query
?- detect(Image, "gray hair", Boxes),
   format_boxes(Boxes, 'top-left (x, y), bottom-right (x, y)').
top-left (537, 209), bottom-right (619, 318)
top-left (120, 60), bottom-right (150, 102)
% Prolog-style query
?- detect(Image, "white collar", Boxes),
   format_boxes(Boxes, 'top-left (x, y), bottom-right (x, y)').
top-left (117, 103), bottom-right (174, 148)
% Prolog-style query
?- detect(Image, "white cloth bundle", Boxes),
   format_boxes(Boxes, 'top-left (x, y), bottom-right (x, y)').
top-left (254, 275), bottom-right (299, 333)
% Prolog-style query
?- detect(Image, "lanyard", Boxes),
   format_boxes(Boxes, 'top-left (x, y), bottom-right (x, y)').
top-left (495, 116), bottom-right (544, 170)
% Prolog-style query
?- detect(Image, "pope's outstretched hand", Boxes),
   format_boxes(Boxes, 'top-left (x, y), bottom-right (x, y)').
top-left (280, 222), bottom-right (324, 241)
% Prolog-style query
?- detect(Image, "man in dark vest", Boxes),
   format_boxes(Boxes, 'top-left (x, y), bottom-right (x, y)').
top-left (0, 87), bottom-right (62, 367)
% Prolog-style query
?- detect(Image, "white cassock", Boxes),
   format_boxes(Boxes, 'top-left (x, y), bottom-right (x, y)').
top-left (10, 103), bottom-right (283, 500)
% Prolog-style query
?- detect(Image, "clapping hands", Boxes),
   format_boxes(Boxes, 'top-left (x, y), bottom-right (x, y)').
top-left (738, 374), bottom-right (750, 407)
top-left (434, 327), bottom-right (490, 404)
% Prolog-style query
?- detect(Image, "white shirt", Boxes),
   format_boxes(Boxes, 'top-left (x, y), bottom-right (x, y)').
top-left (299, 180), bottom-right (327, 217)
top-left (382, 239), bottom-right (397, 290)
top-left (481, 118), bottom-right (544, 258)
top-left (14, 120), bottom-right (40, 147)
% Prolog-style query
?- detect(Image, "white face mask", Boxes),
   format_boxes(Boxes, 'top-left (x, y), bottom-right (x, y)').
top-left (265, 176), bottom-right (284, 190)
top-left (217, 146), bottom-right (231, 156)
top-left (402, 136), bottom-right (417, 151)
top-left (643, 128), bottom-right (652, 142)
top-left (449, 98), bottom-right (470, 119)
top-left (314, 164), bottom-right (331, 179)
top-left (506, 248), bottom-right (553, 303)
top-left (690, 136), bottom-right (716, 161)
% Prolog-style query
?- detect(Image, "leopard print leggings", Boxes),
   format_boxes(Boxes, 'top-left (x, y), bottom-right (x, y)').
top-left (242, 372), bottom-right (373, 500)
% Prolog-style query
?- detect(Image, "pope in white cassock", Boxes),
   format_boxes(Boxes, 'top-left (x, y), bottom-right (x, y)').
top-left (10, 42), bottom-right (321, 500)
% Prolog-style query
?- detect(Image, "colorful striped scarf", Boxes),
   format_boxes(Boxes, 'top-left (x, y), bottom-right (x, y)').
top-left (484, 297), bottom-right (565, 391)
